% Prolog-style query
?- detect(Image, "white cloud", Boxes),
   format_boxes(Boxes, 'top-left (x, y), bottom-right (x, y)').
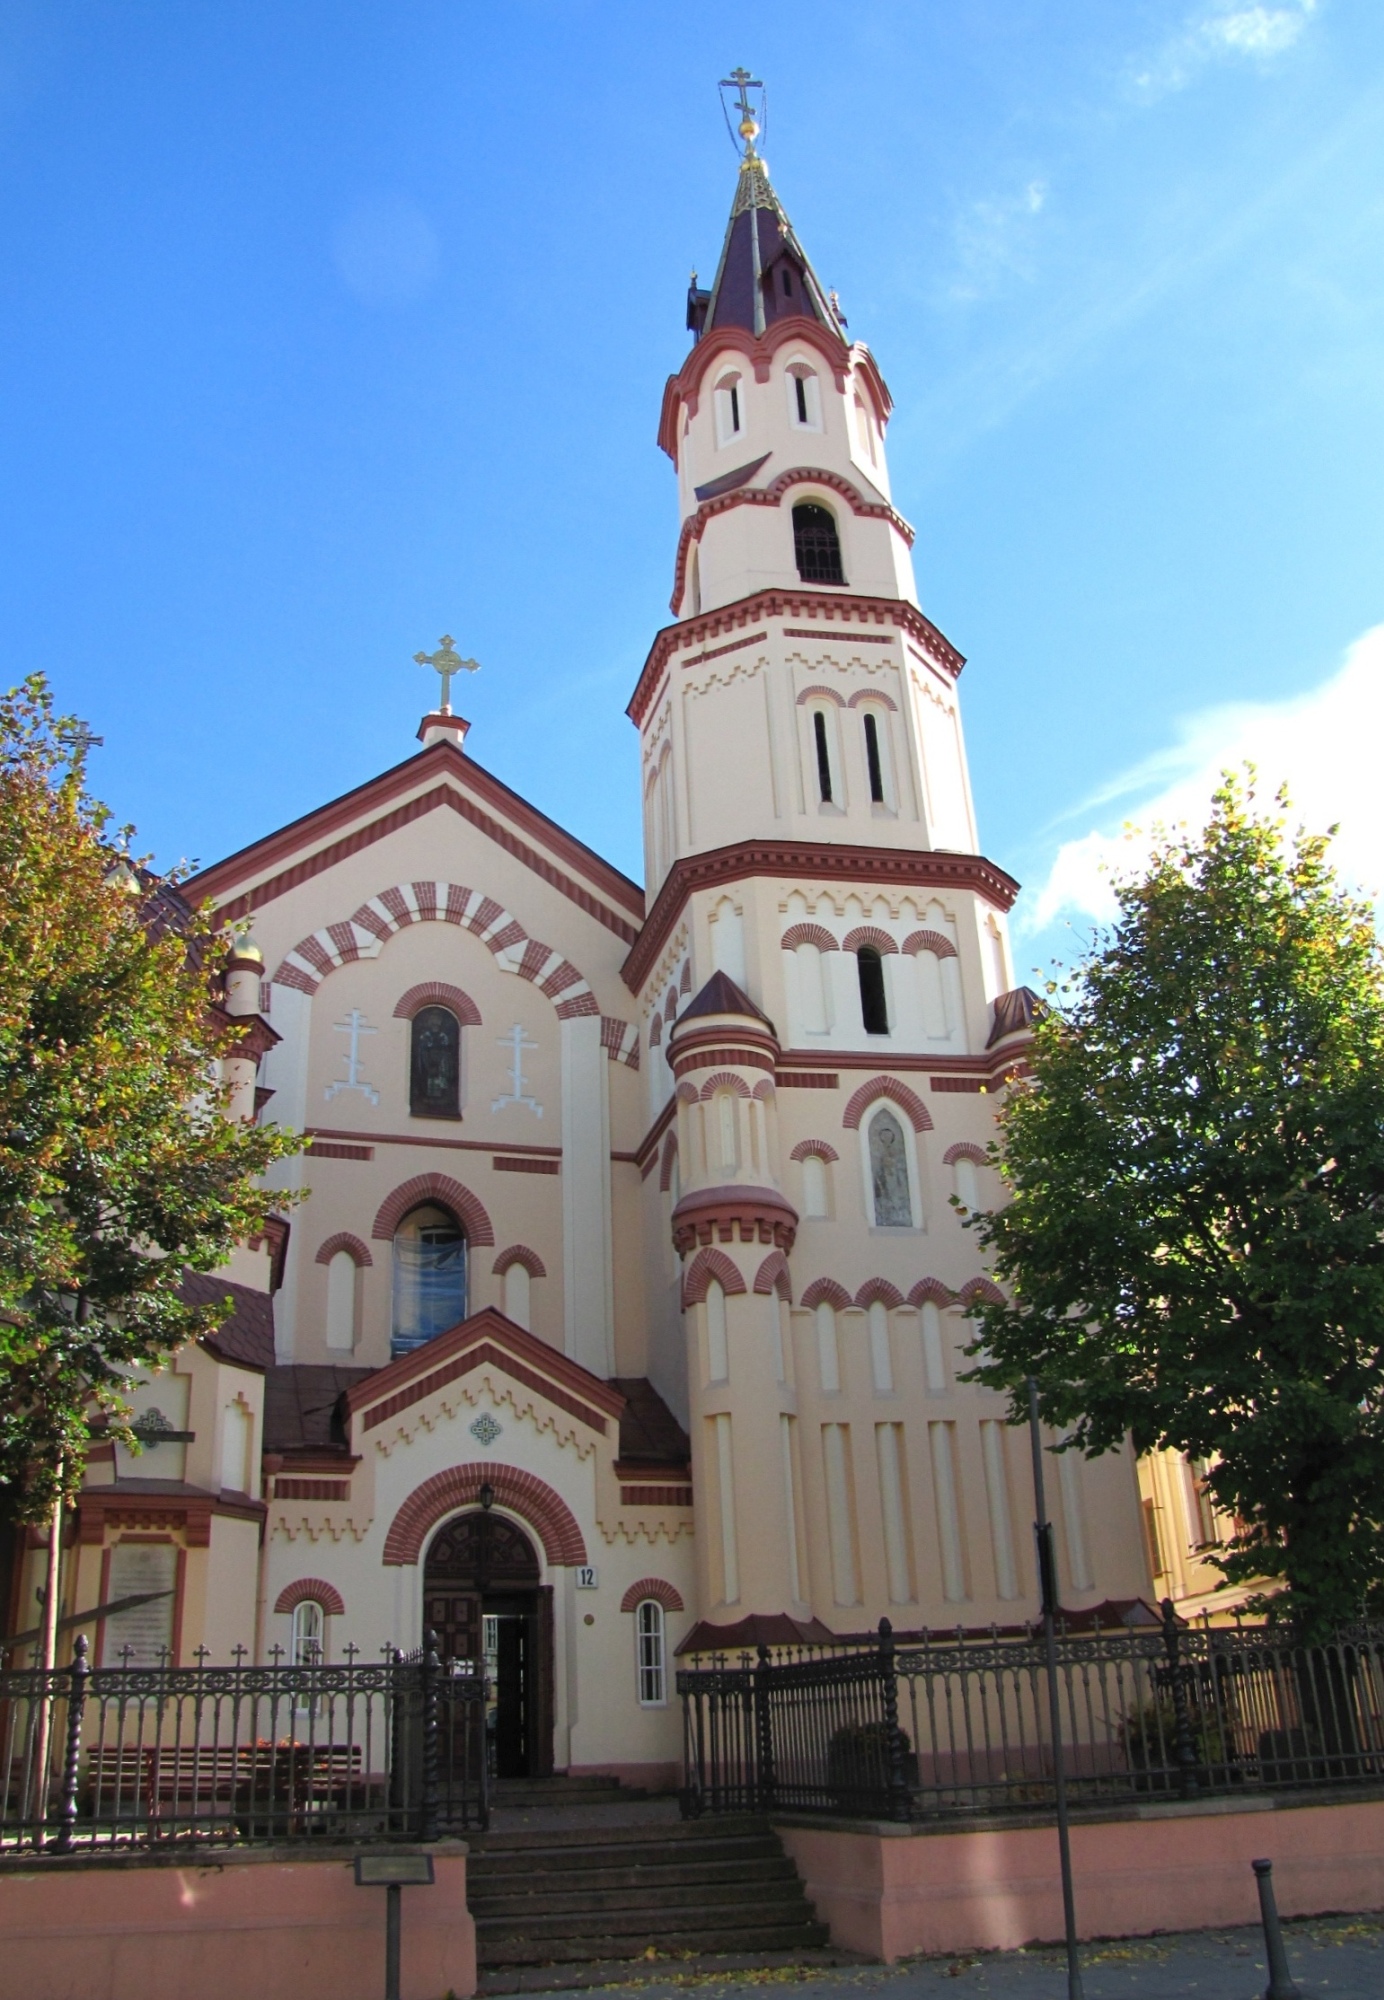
top-left (1133, 0), bottom-right (1318, 98)
top-left (946, 179), bottom-right (1049, 303)
top-left (1026, 621), bottom-right (1384, 935)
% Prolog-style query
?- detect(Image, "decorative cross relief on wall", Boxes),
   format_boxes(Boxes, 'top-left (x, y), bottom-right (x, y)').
top-left (492, 1024), bottom-right (541, 1117)
top-left (469, 1413), bottom-right (502, 1447)
top-left (326, 1008), bottom-right (379, 1105)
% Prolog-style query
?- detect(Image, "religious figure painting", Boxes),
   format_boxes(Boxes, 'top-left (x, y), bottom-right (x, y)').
top-left (869, 1107), bottom-right (912, 1227)
top-left (410, 1005), bottom-right (461, 1118)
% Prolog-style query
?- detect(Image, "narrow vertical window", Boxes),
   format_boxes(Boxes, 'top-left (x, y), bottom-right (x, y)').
top-left (716, 1091), bottom-right (738, 1170)
top-left (954, 1155), bottom-right (980, 1213)
top-left (795, 374), bottom-right (808, 424)
top-left (729, 382), bottom-right (740, 432)
top-left (410, 1006), bottom-right (461, 1119)
top-left (813, 711), bottom-right (833, 802)
top-left (920, 1301), bottom-right (948, 1394)
top-left (502, 1261), bottom-right (530, 1331)
top-left (858, 948), bottom-right (890, 1036)
top-left (782, 266), bottom-right (793, 298)
top-left (863, 712), bottom-right (885, 803)
top-left (713, 1413), bottom-right (739, 1603)
top-left (801, 1152), bottom-right (828, 1219)
top-left (814, 1302), bottom-right (840, 1394)
top-left (636, 1600), bottom-right (667, 1705)
top-left (325, 1248), bottom-right (357, 1351)
top-left (705, 1279), bottom-right (729, 1384)
top-left (869, 1107), bottom-right (911, 1225)
top-left (291, 1599), bottom-right (324, 1666)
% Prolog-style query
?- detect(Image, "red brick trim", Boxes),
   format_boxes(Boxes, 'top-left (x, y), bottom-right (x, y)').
top-left (842, 1077), bottom-right (933, 1134)
top-left (794, 684), bottom-right (846, 707)
top-left (494, 1156), bottom-right (560, 1175)
top-left (698, 1070), bottom-right (752, 1100)
top-left (752, 1078), bottom-right (775, 1101)
top-left (672, 1185), bottom-right (798, 1256)
top-left (668, 470), bottom-right (915, 616)
top-left (843, 926), bottom-right (897, 956)
top-left (649, 1015), bottom-right (663, 1047)
top-left (192, 748), bottom-right (644, 934)
top-left (847, 689), bottom-right (899, 710)
top-left (779, 1071), bottom-right (838, 1089)
top-left (393, 982), bottom-right (482, 1025)
top-left (383, 1463), bottom-right (587, 1567)
top-left (274, 1578), bottom-right (346, 1617)
top-left (308, 1140), bottom-right (374, 1161)
top-left (682, 1246), bottom-right (747, 1307)
top-left (371, 1173), bottom-right (495, 1245)
top-left (943, 1142), bottom-right (988, 1166)
top-left (780, 923), bottom-right (839, 952)
top-left (621, 1578), bottom-right (685, 1614)
top-left (856, 1278), bottom-right (905, 1310)
top-left (492, 1244), bottom-right (547, 1278)
top-left (790, 1139), bottom-right (840, 1163)
top-left (274, 1479), bottom-right (350, 1501)
top-left (903, 929), bottom-right (957, 959)
top-left (931, 1077), bottom-right (986, 1093)
top-left (908, 1277), bottom-right (956, 1309)
top-left (620, 1486), bottom-right (694, 1508)
top-left (801, 1278), bottom-right (851, 1312)
top-left (659, 1133), bottom-right (679, 1194)
top-left (315, 1232), bottom-right (373, 1268)
top-left (958, 1276), bottom-right (1005, 1309)
top-left (753, 1250), bottom-right (793, 1302)
top-left (601, 1015), bottom-right (641, 1069)
top-left (628, 590), bottom-right (965, 733)
top-left (623, 837), bottom-right (1017, 993)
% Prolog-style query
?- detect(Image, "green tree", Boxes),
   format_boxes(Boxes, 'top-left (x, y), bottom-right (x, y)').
top-left (0, 675), bottom-right (301, 1525)
top-left (968, 774), bottom-right (1384, 1639)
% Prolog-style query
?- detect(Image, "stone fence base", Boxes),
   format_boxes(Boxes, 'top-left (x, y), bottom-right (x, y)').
top-left (0, 1841), bottom-right (475, 2000)
top-left (775, 1793), bottom-right (1384, 1963)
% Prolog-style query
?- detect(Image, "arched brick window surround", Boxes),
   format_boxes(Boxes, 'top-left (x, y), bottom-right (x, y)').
top-left (682, 1247), bottom-right (746, 1308)
top-left (492, 1245), bottom-right (546, 1278)
top-left (392, 982), bottom-right (482, 1025)
top-left (621, 1578), bottom-right (685, 1614)
top-left (753, 1250), bottom-right (793, 1302)
top-left (699, 1071), bottom-right (751, 1100)
top-left (383, 1464), bottom-right (587, 1567)
top-left (752, 1078), bottom-right (775, 1101)
top-left (675, 1081), bottom-right (699, 1105)
top-left (679, 961), bottom-right (692, 994)
top-left (843, 927), bottom-right (897, 956)
top-left (842, 1077), bottom-right (932, 1134)
top-left (315, 1232), bottom-right (373, 1268)
top-left (856, 1278), bottom-right (904, 1309)
top-left (793, 684), bottom-right (846, 707)
top-left (943, 1143), bottom-right (988, 1167)
top-left (801, 1277), bottom-right (851, 1312)
top-left (659, 1134), bottom-right (679, 1193)
top-left (275, 1578), bottom-right (345, 1617)
top-left (847, 689), bottom-right (898, 711)
top-left (909, 1278), bottom-right (956, 1308)
top-left (664, 990), bottom-right (679, 1022)
top-left (372, 1173), bottom-right (495, 1246)
top-left (958, 1276), bottom-right (1005, 1309)
top-left (780, 923), bottom-right (839, 953)
top-left (649, 1015), bottom-right (663, 1047)
top-left (903, 930), bottom-right (957, 960)
top-left (790, 1139), bottom-right (839, 1164)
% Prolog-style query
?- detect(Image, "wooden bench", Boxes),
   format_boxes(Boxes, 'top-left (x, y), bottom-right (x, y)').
top-left (86, 1742), bottom-right (383, 1831)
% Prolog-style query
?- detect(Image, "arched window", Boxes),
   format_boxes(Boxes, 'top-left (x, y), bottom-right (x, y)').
top-left (502, 1261), bottom-right (530, 1330)
top-left (715, 1091), bottom-right (738, 1171)
top-left (954, 1154), bottom-right (980, 1214)
top-left (812, 711), bottom-right (834, 803)
top-left (787, 365), bottom-right (821, 429)
top-left (801, 1152), bottom-right (829, 1219)
top-left (636, 1600), bottom-right (667, 1706)
top-left (920, 1301), bottom-right (948, 1394)
top-left (795, 941), bottom-right (829, 1033)
top-left (857, 947), bottom-right (889, 1035)
top-left (854, 394), bottom-right (877, 464)
top-left (793, 503), bottom-right (845, 584)
top-left (715, 373), bottom-right (743, 446)
top-left (392, 1203), bottom-right (466, 1356)
top-left (815, 1302), bottom-right (840, 1394)
top-left (291, 1598), bottom-right (324, 1666)
top-left (868, 1300), bottom-right (894, 1393)
top-left (868, 1108), bottom-right (913, 1228)
top-left (325, 1248), bottom-right (358, 1351)
top-left (863, 712), bottom-right (886, 804)
top-left (410, 1006), bottom-right (460, 1119)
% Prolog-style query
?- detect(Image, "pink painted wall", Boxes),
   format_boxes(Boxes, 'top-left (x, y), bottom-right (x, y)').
top-left (777, 1797), bottom-right (1384, 1962)
top-left (0, 1843), bottom-right (475, 2000)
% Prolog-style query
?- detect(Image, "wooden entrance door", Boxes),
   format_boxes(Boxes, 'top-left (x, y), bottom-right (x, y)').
top-left (422, 1509), bottom-right (552, 1777)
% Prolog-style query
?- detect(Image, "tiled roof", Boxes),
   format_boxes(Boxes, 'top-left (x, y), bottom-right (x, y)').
top-left (677, 969), bottom-right (774, 1028)
top-left (182, 1272), bottom-right (276, 1372)
top-left (611, 1377), bottom-right (690, 1468)
top-left (263, 1364), bottom-right (375, 1454)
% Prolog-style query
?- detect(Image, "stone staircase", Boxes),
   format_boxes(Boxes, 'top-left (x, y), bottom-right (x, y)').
top-left (469, 1792), bottom-right (837, 1993)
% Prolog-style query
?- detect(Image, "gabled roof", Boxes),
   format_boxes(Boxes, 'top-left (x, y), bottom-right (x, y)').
top-left (345, 1307), bottom-right (627, 1439)
top-left (676, 969), bottom-right (775, 1029)
top-left (185, 738), bottom-right (644, 941)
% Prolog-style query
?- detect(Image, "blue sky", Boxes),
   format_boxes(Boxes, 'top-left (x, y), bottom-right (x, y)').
top-left (2, 2), bottom-right (1381, 975)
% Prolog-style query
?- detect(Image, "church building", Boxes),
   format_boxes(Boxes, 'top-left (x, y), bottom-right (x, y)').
top-left (24, 95), bottom-right (1153, 1787)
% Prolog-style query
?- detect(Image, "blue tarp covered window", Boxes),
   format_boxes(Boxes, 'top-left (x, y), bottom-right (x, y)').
top-left (392, 1205), bottom-right (467, 1356)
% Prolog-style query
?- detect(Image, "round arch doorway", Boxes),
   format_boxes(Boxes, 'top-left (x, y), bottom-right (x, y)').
top-left (423, 1507), bottom-right (554, 1778)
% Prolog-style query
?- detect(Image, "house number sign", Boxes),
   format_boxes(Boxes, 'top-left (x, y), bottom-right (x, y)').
top-left (575, 1566), bottom-right (599, 1590)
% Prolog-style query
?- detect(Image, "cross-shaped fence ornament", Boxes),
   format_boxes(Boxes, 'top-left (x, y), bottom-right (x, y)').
top-left (414, 634), bottom-right (480, 714)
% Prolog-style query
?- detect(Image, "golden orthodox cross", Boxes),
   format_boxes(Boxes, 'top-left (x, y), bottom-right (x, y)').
top-left (414, 634), bottom-right (479, 713)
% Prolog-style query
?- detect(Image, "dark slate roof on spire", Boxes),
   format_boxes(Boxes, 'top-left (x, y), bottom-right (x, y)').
top-left (694, 155), bottom-right (844, 342)
top-left (678, 969), bottom-right (775, 1028)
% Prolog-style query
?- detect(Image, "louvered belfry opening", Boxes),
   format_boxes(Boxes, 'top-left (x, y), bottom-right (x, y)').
top-left (792, 502), bottom-right (845, 584)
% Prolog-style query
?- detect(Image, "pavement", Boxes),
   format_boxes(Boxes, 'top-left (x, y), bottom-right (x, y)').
top-left (499, 1912), bottom-right (1384, 2000)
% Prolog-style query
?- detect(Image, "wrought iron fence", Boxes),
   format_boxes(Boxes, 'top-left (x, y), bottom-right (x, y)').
top-left (679, 1609), bottom-right (1384, 1822)
top-left (0, 1632), bottom-right (487, 1855)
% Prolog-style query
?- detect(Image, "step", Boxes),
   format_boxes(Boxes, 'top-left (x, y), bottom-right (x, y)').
top-left (477, 1894), bottom-right (820, 1946)
top-left (477, 1947), bottom-right (862, 1997)
top-left (473, 1876), bottom-right (809, 1923)
top-left (469, 1857), bottom-right (798, 1905)
top-left (478, 1921), bottom-right (831, 1969)
top-left (471, 1816), bottom-right (770, 1857)
top-left (470, 1835), bottom-right (784, 1878)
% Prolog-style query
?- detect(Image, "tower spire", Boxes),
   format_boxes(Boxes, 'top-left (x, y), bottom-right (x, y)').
top-left (687, 70), bottom-right (844, 345)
